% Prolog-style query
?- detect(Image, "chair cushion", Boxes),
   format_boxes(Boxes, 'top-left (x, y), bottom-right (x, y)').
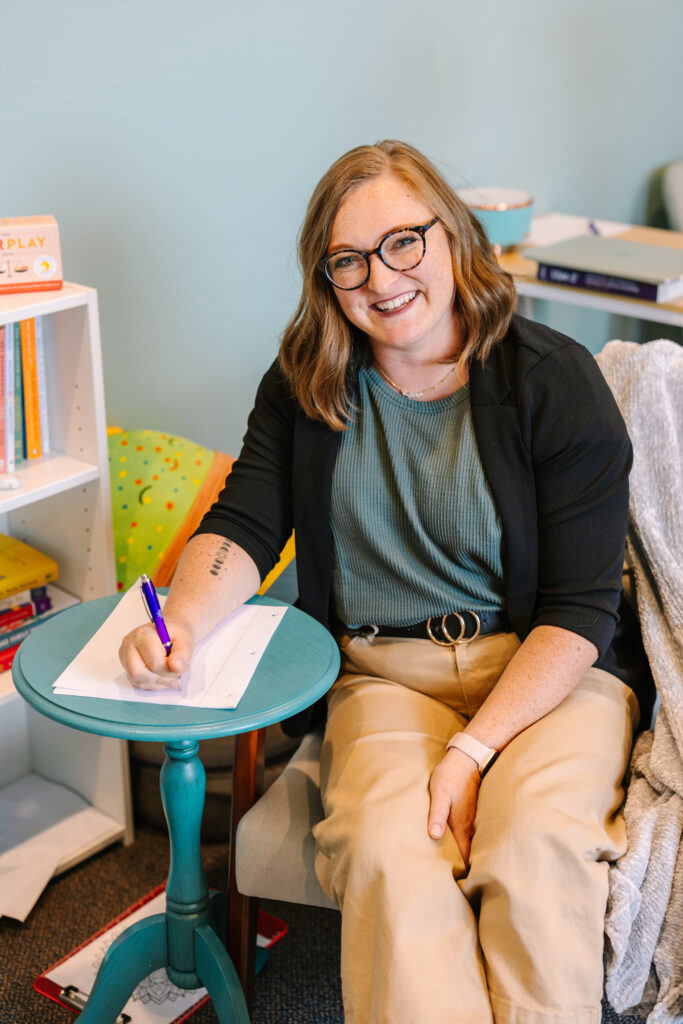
top-left (235, 731), bottom-right (338, 910)
top-left (107, 427), bottom-right (234, 592)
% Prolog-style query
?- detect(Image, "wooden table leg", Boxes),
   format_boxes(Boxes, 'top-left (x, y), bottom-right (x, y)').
top-left (227, 727), bottom-right (265, 1011)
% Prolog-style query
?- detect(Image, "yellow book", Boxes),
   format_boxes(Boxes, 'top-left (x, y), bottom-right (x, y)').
top-left (20, 318), bottom-right (42, 459)
top-left (0, 534), bottom-right (58, 599)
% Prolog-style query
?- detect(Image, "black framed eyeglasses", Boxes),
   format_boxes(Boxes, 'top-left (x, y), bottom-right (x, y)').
top-left (318, 216), bottom-right (440, 290)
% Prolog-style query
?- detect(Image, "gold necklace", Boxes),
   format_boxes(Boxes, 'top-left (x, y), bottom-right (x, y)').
top-left (375, 360), bottom-right (459, 398)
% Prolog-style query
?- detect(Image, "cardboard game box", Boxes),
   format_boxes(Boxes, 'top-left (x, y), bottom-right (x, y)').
top-left (0, 215), bottom-right (63, 294)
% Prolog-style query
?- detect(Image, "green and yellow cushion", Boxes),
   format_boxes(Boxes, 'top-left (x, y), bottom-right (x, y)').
top-left (108, 427), bottom-right (294, 594)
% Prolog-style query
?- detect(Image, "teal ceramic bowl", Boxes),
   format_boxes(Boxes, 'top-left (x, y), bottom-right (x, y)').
top-left (457, 187), bottom-right (533, 249)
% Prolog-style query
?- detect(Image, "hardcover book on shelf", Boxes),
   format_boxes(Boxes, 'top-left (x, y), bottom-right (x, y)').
top-left (0, 534), bottom-right (58, 600)
top-left (0, 326), bottom-right (5, 474)
top-left (34, 316), bottom-right (50, 455)
top-left (0, 584), bottom-right (79, 672)
top-left (0, 603), bottom-right (36, 633)
top-left (0, 586), bottom-right (52, 632)
top-left (0, 323), bottom-right (17, 474)
top-left (0, 584), bottom-right (49, 615)
top-left (13, 322), bottom-right (25, 465)
top-left (4, 321), bottom-right (15, 472)
top-left (20, 318), bottom-right (42, 459)
top-left (525, 234), bottom-right (683, 303)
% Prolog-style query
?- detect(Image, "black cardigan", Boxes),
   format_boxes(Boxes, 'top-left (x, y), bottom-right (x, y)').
top-left (196, 315), bottom-right (646, 732)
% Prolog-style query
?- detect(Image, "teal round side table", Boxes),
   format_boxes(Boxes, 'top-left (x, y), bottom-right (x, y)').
top-left (12, 593), bottom-right (340, 1024)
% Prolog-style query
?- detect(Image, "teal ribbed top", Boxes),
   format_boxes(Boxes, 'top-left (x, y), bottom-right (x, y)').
top-left (330, 366), bottom-right (504, 627)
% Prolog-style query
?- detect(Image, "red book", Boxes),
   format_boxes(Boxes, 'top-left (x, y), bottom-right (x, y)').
top-left (0, 603), bottom-right (34, 633)
top-left (0, 642), bottom-right (20, 672)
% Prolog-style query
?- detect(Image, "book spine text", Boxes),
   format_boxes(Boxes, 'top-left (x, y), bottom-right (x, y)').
top-left (536, 263), bottom-right (660, 302)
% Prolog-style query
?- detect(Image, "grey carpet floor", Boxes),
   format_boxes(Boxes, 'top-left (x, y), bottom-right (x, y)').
top-left (0, 826), bottom-right (646, 1023)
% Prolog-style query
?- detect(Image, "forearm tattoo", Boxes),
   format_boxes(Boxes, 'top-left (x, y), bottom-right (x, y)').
top-left (209, 540), bottom-right (233, 577)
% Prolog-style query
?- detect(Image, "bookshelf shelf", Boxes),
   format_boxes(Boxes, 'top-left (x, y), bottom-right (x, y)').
top-left (0, 452), bottom-right (100, 513)
top-left (53, 815), bottom-right (128, 875)
top-left (0, 281), bottom-right (96, 324)
top-left (0, 284), bottom-right (133, 919)
top-left (499, 213), bottom-right (683, 329)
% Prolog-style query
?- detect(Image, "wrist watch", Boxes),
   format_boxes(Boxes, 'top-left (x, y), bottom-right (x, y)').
top-left (447, 732), bottom-right (499, 776)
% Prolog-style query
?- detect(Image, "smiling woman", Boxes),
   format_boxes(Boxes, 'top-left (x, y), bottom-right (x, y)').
top-left (279, 139), bottom-right (517, 429)
top-left (328, 179), bottom-right (461, 391)
top-left (119, 140), bottom-right (639, 1024)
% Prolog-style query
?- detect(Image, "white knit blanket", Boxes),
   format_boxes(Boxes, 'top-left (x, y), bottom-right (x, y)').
top-left (596, 340), bottom-right (683, 1024)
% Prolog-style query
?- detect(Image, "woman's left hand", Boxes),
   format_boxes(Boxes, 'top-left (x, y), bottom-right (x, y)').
top-left (428, 747), bottom-right (481, 868)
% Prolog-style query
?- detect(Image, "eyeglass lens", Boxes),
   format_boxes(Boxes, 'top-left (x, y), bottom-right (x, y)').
top-left (326, 229), bottom-right (425, 288)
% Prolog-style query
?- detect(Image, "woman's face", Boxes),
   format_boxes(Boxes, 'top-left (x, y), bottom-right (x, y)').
top-left (327, 173), bottom-right (460, 362)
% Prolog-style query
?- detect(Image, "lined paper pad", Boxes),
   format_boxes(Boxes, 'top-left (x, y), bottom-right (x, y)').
top-left (52, 581), bottom-right (286, 708)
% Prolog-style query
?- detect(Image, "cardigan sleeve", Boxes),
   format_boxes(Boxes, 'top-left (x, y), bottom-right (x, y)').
top-left (521, 342), bottom-right (632, 656)
top-left (192, 360), bottom-right (296, 582)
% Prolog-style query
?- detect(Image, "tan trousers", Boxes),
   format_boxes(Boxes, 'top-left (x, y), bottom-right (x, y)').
top-left (312, 632), bottom-right (639, 1024)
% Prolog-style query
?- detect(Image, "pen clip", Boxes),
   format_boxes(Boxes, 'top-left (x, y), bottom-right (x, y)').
top-left (140, 575), bottom-right (154, 623)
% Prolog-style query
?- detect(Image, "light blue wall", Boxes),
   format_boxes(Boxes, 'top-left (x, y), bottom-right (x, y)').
top-left (3, 1), bottom-right (682, 452)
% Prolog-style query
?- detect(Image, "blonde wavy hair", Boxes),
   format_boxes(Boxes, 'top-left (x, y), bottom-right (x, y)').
top-left (279, 140), bottom-right (517, 430)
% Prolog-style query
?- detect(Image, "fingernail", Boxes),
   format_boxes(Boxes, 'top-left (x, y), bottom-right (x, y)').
top-left (430, 824), bottom-right (443, 838)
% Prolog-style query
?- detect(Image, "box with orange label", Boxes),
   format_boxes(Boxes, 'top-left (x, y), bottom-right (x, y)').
top-left (0, 216), bottom-right (63, 294)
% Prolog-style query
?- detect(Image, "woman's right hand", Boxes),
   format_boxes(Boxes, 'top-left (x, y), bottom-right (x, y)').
top-left (119, 618), bottom-right (195, 691)
top-left (118, 533), bottom-right (262, 691)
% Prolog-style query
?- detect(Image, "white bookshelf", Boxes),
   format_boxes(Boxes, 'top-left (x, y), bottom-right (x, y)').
top-left (0, 283), bottom-right (133, 895)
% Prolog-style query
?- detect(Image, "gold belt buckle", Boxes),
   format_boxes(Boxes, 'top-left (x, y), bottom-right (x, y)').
top-left (426, 611), bottom-right (481, 647)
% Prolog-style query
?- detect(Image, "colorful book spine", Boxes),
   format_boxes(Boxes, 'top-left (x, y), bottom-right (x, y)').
top-left (0, 587), bottom-right (78, 654)
top-left (0, 585), bottom-right (48, 614)
top-left (4, 322), bottom-right (15, 472)
top-left (0, 595), bottom-right (52, 631)
top-left (0, 623), bottom-right (41, 653)
top-left (535, 263), bottom-right (674, 303)
top-left (34, 315), bottom-right (50, 455)
top-left (0, 326), bottom-right (5, 474)
top-left (0, 603), bottom-right (35, 633)
top-left (0, 600), bottom-right (48, 626)
top-left (20, 318), bottom-right (42, 459)
top-left (14, 323), bottom-right (25, 464)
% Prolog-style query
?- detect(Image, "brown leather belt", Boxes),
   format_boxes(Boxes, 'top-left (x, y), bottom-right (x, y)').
top-left (346, 609), bottom-right (510, 646)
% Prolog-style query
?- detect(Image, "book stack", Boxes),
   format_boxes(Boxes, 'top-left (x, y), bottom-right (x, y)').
top-left (0, 534), bottom-right (78, 673)
top-left (525, 234), bottom-right (683, 303)
top-left (0, 315), bottom-right (50, 474)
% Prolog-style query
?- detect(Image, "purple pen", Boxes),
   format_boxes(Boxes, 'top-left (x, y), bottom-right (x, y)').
top-left (140, 574), bottom-right (172, 655)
